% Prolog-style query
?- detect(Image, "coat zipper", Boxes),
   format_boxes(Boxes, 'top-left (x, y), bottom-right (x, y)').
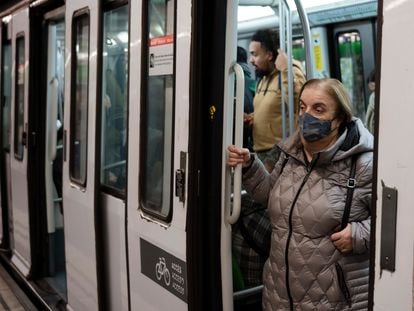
top-left (284, 155), bottom-right (318, 310)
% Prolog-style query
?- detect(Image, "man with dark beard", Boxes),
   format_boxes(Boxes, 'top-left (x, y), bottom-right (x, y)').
top-left (246, 29), bottom-right (305, 171)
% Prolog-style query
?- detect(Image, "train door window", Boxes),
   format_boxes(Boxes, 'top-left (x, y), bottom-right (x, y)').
top-left (100, 4), bottom-right (128, 194)
top-left (46, 21), bottom-right (65, 197)
top-left (140, 0), bottom-right (175, 219)
top-left (337, 31), bottom-right (365, 119)
top-left (2, 42), bottom-right (11, 151)
top-left (70, 13), bottom-right (89, 186)
top-left (14, 36), bottom-right (25, 160)
top-left (292, 38), bottom-right (306, 74)
top-left (45, 18), bottom-right (66, 296)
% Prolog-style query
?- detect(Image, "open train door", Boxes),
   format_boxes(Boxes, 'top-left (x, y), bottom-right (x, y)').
top-left (61, 1), bottom-right (101, 309)
top-left (373, 0), bottom-right (414, 309)
top-left (222, 1), bottom-right (314, 310)
top-left (9, 7), bottom-right (32, 276)
top-left (0, 17), bottom-right (12, 250)
top-left (127, 0), bottom-right (190, 309)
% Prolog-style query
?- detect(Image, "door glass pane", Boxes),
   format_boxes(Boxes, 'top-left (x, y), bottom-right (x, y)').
top-left (337, 31), bottom-right (365, 119)
top-left (14, 36), bottom-right (25, 160)
top-left (141, 0), bottom-right (175, 218)
top-left (51, 21), bottom-right (65, 198)
top-left (292, 38), bottom-right (306, 75)
top-left (2, 42), bottom-right (11, 151)
top-left (101, 5), bottom-right (128, 193)
top-left (70, 14), bottom-right (89, 185)
top-left (45, 20), bottom-right (67, 298)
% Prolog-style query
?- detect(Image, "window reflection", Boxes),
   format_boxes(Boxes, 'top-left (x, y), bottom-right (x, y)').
top-left (337, 32), bottom-right (365, 120)
top-left (101, 5), bottom-right (128, 193)
top-left (70, 14), bottom-right (89, 185)
top-left (2, 43), bottom-right (11, 151)
top-left (14, 37), bottom-right (25, 160)
top-left (141, 0), bottom-right (175, 218)
top-left (292, 38), bottom-right (306, 75)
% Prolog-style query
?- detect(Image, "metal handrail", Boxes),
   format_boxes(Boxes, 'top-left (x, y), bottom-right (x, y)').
top-left (227, 63), bottom-right (245, 225)
top-left (233, 285), bottom-right (264, 300)
top-left (294, 0), bottom-right (314, 78)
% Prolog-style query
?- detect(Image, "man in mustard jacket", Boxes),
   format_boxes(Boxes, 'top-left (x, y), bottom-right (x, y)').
top-left (246, 29), bottom-right (305, 171)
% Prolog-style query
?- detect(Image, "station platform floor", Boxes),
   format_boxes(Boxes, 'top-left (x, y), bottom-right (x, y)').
top-left (0, 264), bottom-right (36, 310)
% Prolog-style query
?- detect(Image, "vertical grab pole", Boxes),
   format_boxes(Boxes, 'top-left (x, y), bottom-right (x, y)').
top-left (279, 0), bottom-right (294, 138)
top-left (222, 62), bottom-right (244, 310)
top-left (285, 2), bottom-right (295, 135)
top-left (221, 45), bottom-right (245, 311)
top-left (294, 0), bottom-right (314, 79)
top-left (279, 0), bottom-right (287, 140)
top-left (227, 62), bottom-right (244, 224)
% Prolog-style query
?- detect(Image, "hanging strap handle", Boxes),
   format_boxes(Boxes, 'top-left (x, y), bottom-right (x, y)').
top-left (340, 155), bottom-right (358, 230)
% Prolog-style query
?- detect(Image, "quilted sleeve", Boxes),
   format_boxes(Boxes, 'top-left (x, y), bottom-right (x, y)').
top-left (351, 217), bottom-right (370, 253)
top-left (242, 155), bottom-right (282, 206)
top-left (242, 157), bottom-right (271, 206)
top-left (351, 152), bottom-right (373, 254)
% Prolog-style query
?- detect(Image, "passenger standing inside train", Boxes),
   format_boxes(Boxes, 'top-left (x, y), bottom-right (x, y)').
top-left (228, 78), bottom-right (373, 310)
top-left (246, 29), bottom-right (305, 171)
top-left (364, 69), bottom-right (375, 134)
top-left (237, 46), bottom-right (255, 151)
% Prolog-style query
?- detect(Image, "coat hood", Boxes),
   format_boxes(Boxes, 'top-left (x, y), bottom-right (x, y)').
top-left (238, 62), bottom-right (252, 78)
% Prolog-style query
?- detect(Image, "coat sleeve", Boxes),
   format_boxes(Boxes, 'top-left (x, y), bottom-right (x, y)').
top-left (350, 153), bottom-right (373, 254)
top-left (351, 217), bottom-right (370, 253)
top-left (242, 154), bottom-right (281, 206)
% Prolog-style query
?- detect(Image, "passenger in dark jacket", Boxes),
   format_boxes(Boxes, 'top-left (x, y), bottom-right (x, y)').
top-left (237, 46), bottom-right (255, 151)
top-left (228, 78), bottom-right (373, 310)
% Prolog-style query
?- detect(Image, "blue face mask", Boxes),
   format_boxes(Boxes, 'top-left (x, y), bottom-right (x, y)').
top-left (299, 113), bottom-right (334, 142)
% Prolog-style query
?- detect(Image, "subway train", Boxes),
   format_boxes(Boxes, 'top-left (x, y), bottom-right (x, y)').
top-left (0, 0), bottom-right (410, 310)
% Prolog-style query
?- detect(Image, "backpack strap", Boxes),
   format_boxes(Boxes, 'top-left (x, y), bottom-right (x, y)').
top-left (340, 154), bottom-right (358, 230)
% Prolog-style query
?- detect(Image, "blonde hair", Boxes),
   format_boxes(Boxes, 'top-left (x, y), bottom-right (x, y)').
top-left (299, 78), bottom-right (353, 125)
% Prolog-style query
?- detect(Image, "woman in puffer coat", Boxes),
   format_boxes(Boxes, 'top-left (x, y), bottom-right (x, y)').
top-left (228, 78), bottom-right (373, 310)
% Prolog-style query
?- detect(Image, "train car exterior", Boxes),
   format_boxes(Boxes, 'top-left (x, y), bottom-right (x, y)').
top-left (373, 0), bottom-right (414, 309)
top-left (0, 0), bottom-right (412, 310)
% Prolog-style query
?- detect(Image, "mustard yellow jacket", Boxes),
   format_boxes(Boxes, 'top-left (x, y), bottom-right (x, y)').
top-left (252, 60), bottom-right (305, 152)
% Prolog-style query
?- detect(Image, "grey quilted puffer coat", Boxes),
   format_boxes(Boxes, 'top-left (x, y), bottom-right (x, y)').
top-left (243, 118), bottom-right (373, 310)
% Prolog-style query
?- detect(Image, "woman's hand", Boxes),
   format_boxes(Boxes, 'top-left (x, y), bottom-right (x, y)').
top-left (331, 223), bottom-right (353, 253)
top-left (227, 145), bottom-right (251, 168)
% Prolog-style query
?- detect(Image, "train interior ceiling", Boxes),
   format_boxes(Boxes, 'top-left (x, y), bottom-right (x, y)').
top-left (238, 0), bottom-right (377, 121)
top-left (238, 0), bottom-right (377, 35)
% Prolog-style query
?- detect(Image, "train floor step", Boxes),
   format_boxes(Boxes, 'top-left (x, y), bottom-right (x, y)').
top-left (0, 264), bottom-right (36, 310)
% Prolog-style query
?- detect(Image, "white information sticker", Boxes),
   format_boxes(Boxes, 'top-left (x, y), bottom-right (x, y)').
top-left (149, 34), bottom-right (174, 76)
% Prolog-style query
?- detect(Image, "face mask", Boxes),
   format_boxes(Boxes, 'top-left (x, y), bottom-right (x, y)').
top-left (299, 113), bottom-right (334, 142)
